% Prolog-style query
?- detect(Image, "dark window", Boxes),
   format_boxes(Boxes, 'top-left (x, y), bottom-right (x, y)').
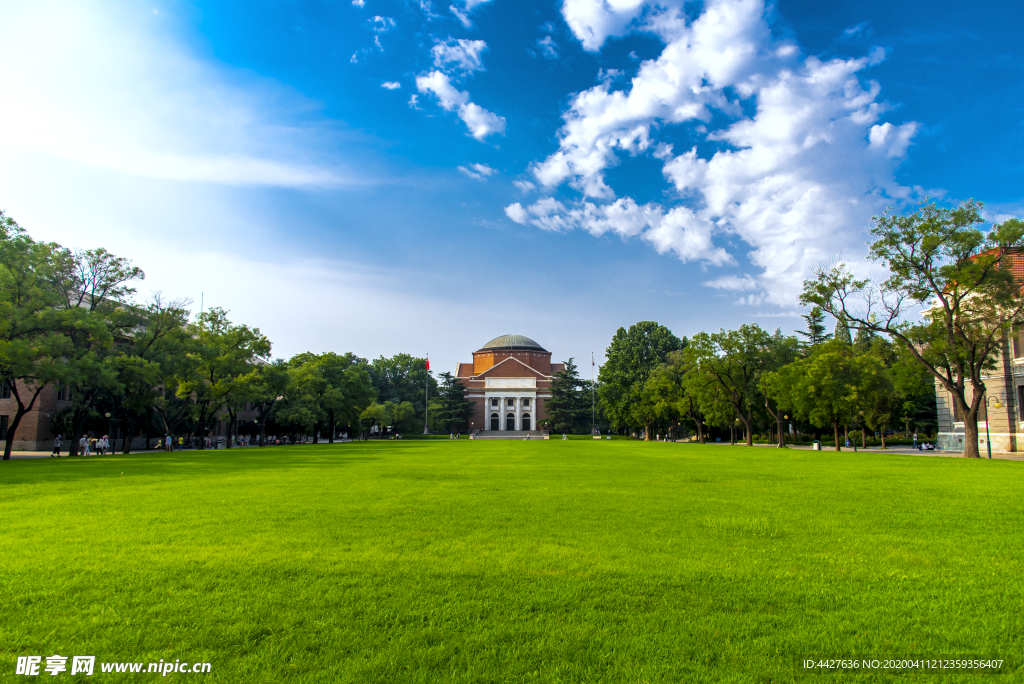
top-left (1015, 325), bottom-right (1024, 358)
top-left (0, 415), bottom-right (7, 440)
top-left (1, 381), bottom-right (10, 399)
top-left (1018, 387), bottom-right (1024, 421)
top-left (490, 398), bottom-right (498, 408)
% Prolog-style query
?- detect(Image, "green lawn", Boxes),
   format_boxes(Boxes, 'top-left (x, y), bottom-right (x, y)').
top-left (1, 442), bottom-right (1021, 682)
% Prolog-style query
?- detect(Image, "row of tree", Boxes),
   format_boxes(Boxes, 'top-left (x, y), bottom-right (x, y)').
top-left (580, 200), bottom-right (1023, 458)
top-left (0, 211), bottom-right (452, 459)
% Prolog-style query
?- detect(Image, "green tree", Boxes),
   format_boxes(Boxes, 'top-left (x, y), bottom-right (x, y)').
top-left (367, 353), bottom-right (436, 422)
top-left (771, 339), bottom-right (864, 450)
top-left (598, 321), bottom-right (683, 439)
top-left (796, 306), bottom-right (832, 347)
top-left (238, 359), bottom-right (292, 446)
top-left (545, 358), bottom-right (589, 433)
top-left (52, 245), bottom-right (145, 456)
top-left (176, 308), bottom-right (271, 449)
top-left (434, 371), bottom-right (471, 433)
top-left (683, 324), bottom-right (793, 447)
top-left (803, 199), bottom-right (1024, 458)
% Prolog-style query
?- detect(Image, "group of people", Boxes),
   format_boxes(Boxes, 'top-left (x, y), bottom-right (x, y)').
top-left (50, 434), bottom-right (110, 457)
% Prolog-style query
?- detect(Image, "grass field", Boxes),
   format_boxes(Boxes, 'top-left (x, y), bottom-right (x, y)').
top-left (1, 441), bottom-right (1021, 682)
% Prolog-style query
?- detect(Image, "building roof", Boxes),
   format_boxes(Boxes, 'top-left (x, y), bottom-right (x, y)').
top-left (477, 334), bottom-right (547, 352)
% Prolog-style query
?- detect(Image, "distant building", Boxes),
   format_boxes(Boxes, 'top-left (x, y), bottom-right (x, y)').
top-left (455, 334), bottom-right (563, 432)
top-left (0, 380), bottom-right (72, 451)
top-left (935, 249), bottom-right (1024, 452)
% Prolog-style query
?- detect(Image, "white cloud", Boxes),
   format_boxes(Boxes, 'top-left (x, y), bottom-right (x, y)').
top-left (513, 179), bottom-right (536, 192)
top-left (0, 0), bottom-right (358, 188)
top-left (352, 0), bottom-right (365, 6)
top-left (463, 0), bottom-right (493, 8)
top-left (522, 0), bottom-right (919, 305)
top-left (432, 38), bottom-right (488, 74)
top-left (372, 15), bottom-right (396, 31)
top-left (562, 0), bottom-right (684, 52)
top-left (450, 5), bottom-right (471, 27)
top-left (703, 274), bottom-right (759, 291)
top-left (538, 36), bottom-right (559, 59)
top-left (416, 71), bottom-right (506, 140)
top-left (458, 163), bottom-right (497, 180)
top-left (381, 81), bottom-right (401, 90)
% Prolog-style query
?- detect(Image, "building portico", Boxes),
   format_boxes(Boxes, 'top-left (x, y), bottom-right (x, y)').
top-left (456, 335), bottom-right (561, 434)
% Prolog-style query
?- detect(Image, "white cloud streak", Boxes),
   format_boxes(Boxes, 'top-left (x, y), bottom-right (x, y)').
top-left (458, 163), bottom-right (497, 180)
top-left (416, 71), bottom-right (505, 140)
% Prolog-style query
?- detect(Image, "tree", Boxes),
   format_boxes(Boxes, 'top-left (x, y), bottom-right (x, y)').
top-left (598, 321), bottom-right (683, 439)
top-left (771, 339), bottom-right (864, 450)
top-left (367, 354), bottom-right (436, 422)
top-left (52, 244), bottom-right (145, 456)
top-left (434, 371), bottom-right (471, 433)
top-left (113, 294), bottom-right (190, 453)
top-left (0, 212), bottom-right (69, 459)
top-left (176, 308), bottom-right (271, 449)
top-left (796, 306), bottom-right (832, 347)
top-left (682, 324), bottom-right (793, 447)
top-left (238, 359), bottom-right (292, 446)
top-left (544, 358), bottom-right (589, 433)
top-left (802, 199), bottom-right (1024, 458)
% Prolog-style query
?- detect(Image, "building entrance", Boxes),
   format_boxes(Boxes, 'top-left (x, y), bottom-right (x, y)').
top-left (490, 413), bottom-right (499, 431)
top-left (506, 413), bottom-right (516, 431)
top-left (522, 414), bottom-right (531, 431)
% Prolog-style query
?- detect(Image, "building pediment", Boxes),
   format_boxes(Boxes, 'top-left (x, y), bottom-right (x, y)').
top-left (475, 356), bottom-right (548, 379)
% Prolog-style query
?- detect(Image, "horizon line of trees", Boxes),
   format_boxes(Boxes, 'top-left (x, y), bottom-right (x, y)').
top-left (0, 210), bottom-right (467, 459)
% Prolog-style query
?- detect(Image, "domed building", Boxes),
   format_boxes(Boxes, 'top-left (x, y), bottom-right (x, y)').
top-left (455, 335), bottom-right (563, 434)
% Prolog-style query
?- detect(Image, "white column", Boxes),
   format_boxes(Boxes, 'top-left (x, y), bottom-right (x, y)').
top-left (516, 396), bottom-right (522, 431)
top-left (500, 396), bottom-right (505, 430)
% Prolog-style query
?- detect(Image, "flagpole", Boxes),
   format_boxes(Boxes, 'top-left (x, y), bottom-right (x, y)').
top-left (591, 352), bottom-right (596, 434)
top-left (423, 355), bottom-right (430, 435)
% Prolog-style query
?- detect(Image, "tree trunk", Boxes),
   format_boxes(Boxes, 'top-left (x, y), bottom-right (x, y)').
top-left (644, 424), bottom-right (651, 441)
top-left (776, 415), bottom-right (785, 448)
top-left (880, 431), bottom-right (886, 449)
top-left (741, 414), bottom-right (753, 446)
top-left (963, 413), bottom-right (981, 458)
top-left (328, 410), bottom-right (335, 444)
top-left (2, 384), bottom-right (45, 460)
top-left (123, 430), bottom-right (135, 454)
top-left (833, 422), bottom-right (841, 451)
top-left (862, 429), bottom-right (866, 449)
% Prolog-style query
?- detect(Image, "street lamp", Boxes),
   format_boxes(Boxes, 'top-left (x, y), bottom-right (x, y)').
top-left (984, 393), bottom-right (1003, 460)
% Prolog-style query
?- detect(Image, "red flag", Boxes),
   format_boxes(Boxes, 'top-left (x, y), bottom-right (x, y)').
top-left (426, 357), bottom-right (430, 371)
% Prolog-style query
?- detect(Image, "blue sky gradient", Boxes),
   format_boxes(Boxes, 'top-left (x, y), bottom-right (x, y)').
top-left (1, 0), bottom-right (1021, 373)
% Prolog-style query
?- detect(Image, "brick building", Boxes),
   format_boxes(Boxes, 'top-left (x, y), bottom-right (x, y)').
top-left (0, 379), bottom-right (73, 451)
top-left (455, 334), bottom-right (563, 433)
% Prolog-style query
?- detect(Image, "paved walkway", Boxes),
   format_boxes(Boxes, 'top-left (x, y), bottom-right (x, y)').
top-left (744, 442), bottom-right (1024, 461)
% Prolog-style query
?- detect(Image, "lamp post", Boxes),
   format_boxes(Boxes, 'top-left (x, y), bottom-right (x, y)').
top-left (984, 392), bottom-right (1003, 460)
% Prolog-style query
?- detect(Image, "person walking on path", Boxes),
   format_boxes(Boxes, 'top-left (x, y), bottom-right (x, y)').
top-left (51, 435), bottom-right (62, 457)
top-left (164, 434), bottom-right (172, 452)
top-left (79, 435), bottom-right (90, 456)
top-left (913, 432), bottom-right (918, 448)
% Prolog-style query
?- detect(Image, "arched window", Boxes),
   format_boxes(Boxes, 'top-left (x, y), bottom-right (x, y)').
top-left (490, 413), bottom-right (499, 431)
top-left (522, 413), bottom-right (531, 431)
top-left (506, 413), bottom-right (516, 431)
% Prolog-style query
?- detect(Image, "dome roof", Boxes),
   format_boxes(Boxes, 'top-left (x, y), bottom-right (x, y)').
top-left (478, 334), bottom-right (547, 352)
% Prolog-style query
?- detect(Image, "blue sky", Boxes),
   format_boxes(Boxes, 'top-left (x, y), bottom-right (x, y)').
top-left (1, 0), bottom-right (1021, 373)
